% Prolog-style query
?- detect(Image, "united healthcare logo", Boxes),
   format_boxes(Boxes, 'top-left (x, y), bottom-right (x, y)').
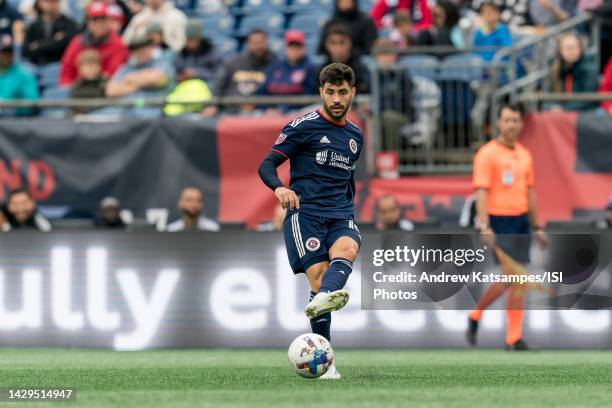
top-left (316, 150), bottom-right (328, 164)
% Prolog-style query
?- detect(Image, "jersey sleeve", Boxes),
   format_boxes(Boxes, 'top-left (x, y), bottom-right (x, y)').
top-left (473, 147), bottom-right (493, 189)
top-left (269, 123), bottom-right (304, 159)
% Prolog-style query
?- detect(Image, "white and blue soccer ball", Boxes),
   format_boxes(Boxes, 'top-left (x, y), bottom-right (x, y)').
top-left (288, 333), bottom-right (334, 379)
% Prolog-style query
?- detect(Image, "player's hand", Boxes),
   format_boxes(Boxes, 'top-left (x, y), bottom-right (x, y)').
top-left (534, 229), bottom-right (549, 249)
top-left (479, 227), bottom-right (496, 249)
top-left (275, 187), bottom-right (300, 210)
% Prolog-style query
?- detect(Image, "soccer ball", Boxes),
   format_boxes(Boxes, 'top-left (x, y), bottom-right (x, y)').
top-left (287, 333), bottom-right (334, 378)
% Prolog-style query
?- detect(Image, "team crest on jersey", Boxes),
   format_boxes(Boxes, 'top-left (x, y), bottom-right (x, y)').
top-left (275, 133), bottom-right (287, 144)
top-left (316, 150), bottom-right (328, 164)
top-left (349, 138), bottom-right (358, 154)
top-left (305, 237), bottom-right (321, 252)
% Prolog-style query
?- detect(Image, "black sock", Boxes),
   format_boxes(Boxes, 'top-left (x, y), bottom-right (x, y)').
top-left (308, 291), bottom-right (331, 341)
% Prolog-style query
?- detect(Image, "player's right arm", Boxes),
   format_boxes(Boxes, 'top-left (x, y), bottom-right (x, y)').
top-left (258, 124), bottom-right (304, 210)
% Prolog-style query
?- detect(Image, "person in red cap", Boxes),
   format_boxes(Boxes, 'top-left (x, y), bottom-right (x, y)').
top-left (257, 30), bottom-right (317, 114)
top-left (106, 4), bottom-right (125, 34)
top-left (59, 1), bottom-right (128, 86)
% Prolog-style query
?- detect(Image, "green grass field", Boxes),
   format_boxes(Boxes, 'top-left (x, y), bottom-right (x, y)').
top-left (1, 348), bottom-right (611, 408)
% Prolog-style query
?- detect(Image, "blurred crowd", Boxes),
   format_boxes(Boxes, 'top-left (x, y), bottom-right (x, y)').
top-left (1, 186), bottom-right (610, 232)
top-left (0, 0), bottom-right (610, 118)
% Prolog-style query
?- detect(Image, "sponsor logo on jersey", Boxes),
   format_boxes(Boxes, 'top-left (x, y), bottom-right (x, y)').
top-left (349, 138), bottom-right (358, 154)
top-left (305, 237), bottom-right (321, 252)
top-left (275, 133), bottom-right (287, 145)
top-left (316, 150), bottom-right (328, 164)
top-left (320, 136), bottom-right (331, 144)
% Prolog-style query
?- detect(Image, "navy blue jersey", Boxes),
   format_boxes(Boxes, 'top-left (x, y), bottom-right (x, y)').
top-left (270, 110), bottom-right (363, 219)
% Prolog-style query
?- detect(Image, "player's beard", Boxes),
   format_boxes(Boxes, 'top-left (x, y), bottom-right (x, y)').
top-left (323, 98), bottom-right (352, 121)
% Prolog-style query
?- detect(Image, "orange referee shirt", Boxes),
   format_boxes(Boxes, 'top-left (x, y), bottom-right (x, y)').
top-left (473, 139), bottom-right (535, 216)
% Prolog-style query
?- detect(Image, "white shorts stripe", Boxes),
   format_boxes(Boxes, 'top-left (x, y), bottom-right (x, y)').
top-left (291, 213), bottom-right (305, 258)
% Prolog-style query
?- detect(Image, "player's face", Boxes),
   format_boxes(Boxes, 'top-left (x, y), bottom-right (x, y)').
top-left (179, 189), bottom-right (203, 218)
top-left (8, 192), bottom-right (35, 223)
top-left (319, 81), bottom-right (356, 121)
top-left (497, 108), bottom-right (523, 142)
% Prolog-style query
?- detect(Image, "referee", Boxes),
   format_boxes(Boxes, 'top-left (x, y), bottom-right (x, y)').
top-left (466, 103), bottom-right (548, 351)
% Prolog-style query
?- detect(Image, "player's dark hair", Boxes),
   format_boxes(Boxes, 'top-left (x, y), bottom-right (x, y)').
top-left (319, 63), bottom-right (355, 88)
top-left (498, 102), bottom-right (524, 118)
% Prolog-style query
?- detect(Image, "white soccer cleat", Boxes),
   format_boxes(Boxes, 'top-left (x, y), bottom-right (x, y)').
top-left (319, 361), bottom-right (341, 380)
top-left (305, 290), bottom-right (350, 319)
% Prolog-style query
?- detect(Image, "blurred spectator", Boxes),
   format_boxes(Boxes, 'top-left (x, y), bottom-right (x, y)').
top-left (122, 0), bottom-right (187, 53)
top-left (23, 0), bottom-right (78, 66)
top-left (595, 195), bottom-right (612, 229)
top-left (548, 33), bottom-right (598, 111)
top-left (107, 4), bottom-right (126, 34)
top-left (255, 203), bottom-right (286, 232)
top-left (578, 0), bottom-right (603, 11)
top-left (70, 49), bottom-right (106, 113)
top-left (529, 0), bottom-right (577, 27)
top-left (472, 1), bottom-right (512, 63)
top-left (102, 0), bottom-right (135, 32)
top-left (258, 30), bottom-right (317, 113)
top-left (372, 38), bottom-right (415, 150)
top-left (375, 195), bottom-right (414, 231)
top-left (388, 10), bottom-right (416, 49)
top-left (166, 187), bottom-right (220, 232)
top-left (318, 24), bottom-right (369, 93)
top-left (59, 2), bottom-right (128, 86)
top-left (174, 20), bottom-right (223, 86)
top-left (0, 34), bottom-right (39, 116)
top-left (318, 0), bottom-right (378, 56)
top-left (4, 188), bottom-right (52, 231)
top-left (469, 0), bottom-right (529, 28)
top-left (145, 22), bottom-right (173, 64)
top-left (96, 197), bottom-right (127, 228)
top-left (0, 202), bottom-right (8, 232)
top-left (105, 34), bottom-right (173, 98)
top-left (599, 57), bottom-right (612, 114)
top-left (19, 0), bottom-right (70, 21)
top-left (370, 0), bottom-right (432, 31)
top-left (208, 29), bottom-right (277, 116)
top-left (416, 0), bottom-right (462, 48)
top-left (0, 0), bottom-right (24, 43)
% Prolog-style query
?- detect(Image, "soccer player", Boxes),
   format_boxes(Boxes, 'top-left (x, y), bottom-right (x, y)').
top-left (258, 63), bottom-right (363, 379)
top-left (466, 103), bottom-right (548, 351)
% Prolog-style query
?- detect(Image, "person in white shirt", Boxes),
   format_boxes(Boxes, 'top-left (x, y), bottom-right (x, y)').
top-left (122, 0), bottom-right (186, 52)
top-left (166, 187), bottom-right (220, 232)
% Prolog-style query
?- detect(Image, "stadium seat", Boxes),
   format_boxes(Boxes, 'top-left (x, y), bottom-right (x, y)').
top-left (200, 14), bottom-right (236, 37)
top-left (236, 12), bottom-right (285, 36)
top-left (439, 54), bottom-right (485, 81)
top-left (305, 37), bottom-right (320, 56)
top-left (288, 13), bottom-right (328, 36)
top-left (287, 0), bottom-right (333, 13)
top-left (211, 36), bottom-right (239, 55)
top-left (239, 0), bottom-right (287, 14)
top-left (399, 54), bottom-right (439, 79)
top-left (38, 62), bottom-right (62, 89)
top-left (268, 36), bottom-right (284, 56)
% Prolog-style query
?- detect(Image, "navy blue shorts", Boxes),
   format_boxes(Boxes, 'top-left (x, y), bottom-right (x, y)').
top-left (490, 213), bottom-right (531, 264)
top-left (283, 211), bottom-right (361, 274)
